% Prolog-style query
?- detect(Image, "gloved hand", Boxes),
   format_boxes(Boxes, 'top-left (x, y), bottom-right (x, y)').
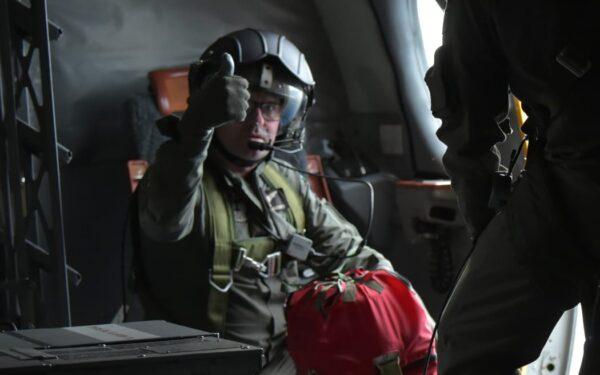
top-left (179, 53), bottom-right (250, 140)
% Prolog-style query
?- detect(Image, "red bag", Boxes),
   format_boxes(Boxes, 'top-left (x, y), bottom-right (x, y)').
top-left (286, 269), bottom-right (437, 375)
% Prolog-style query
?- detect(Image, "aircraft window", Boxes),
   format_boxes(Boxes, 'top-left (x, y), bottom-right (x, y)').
top-left (417, 0), bottom-right (444, 70)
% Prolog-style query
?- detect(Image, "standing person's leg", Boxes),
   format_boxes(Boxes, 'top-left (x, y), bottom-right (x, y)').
top-left (550, 161), bottom-right (600, 375)
top-left (438, 170), bottom-right (584, 375)
top-left (438, 213), bottom-right (575, 374)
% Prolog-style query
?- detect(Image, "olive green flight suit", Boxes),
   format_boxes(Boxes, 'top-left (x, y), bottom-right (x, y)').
top-left (136, 129), bottom-right (392, 373)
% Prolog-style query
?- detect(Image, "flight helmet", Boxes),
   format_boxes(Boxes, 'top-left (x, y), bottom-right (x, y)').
top-left (189, 28), bottom-right (315, 151)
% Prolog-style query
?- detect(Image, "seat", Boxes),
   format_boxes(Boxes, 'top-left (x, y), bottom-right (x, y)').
top-left (126, 67), bottom-right (188, 192)
top-left (149, 67), bottom-right (189, 115)
top-left (305, 155), bottom-right (333, 202)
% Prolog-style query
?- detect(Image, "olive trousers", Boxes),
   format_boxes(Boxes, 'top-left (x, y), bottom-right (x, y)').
top-left (438, 157), bottom-right (600, 375)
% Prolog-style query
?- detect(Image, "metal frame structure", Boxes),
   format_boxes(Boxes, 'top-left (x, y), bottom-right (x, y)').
top-left (0, 0), bottom-right (77, 328)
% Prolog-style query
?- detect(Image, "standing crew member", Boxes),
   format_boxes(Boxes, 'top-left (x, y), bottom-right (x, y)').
top-left (426, 1), bottom-right (600, 374)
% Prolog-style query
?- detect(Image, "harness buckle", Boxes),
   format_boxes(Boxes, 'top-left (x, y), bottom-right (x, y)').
top-left (234, 247), bottom-right (268, 274)
top-left (234, 247), bottom-right (281, 278)
top-left (260, 252), bottom-right (282, 278)
top-left (208, 269), bottom-right (233, 293)
top-left (233, 247), bottom-right (247, 272)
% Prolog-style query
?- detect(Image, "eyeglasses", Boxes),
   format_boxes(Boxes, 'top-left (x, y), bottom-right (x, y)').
top-left (247, 99), bottom-right (283, 121)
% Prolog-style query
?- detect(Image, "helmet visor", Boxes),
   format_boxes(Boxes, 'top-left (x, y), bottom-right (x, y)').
top-left (247, 84), bottom-right (306, 126)
top-left (250, 83), bottom-right (307, 127)
top-left (275, 84), bottom-right (306, 127)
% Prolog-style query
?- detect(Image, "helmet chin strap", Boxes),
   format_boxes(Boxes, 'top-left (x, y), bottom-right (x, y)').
top-left (212, 135), bottom-right (269, 168)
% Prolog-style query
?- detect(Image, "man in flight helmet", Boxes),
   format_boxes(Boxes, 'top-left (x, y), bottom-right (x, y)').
top-left (136, 29), bottom-right (393, 374)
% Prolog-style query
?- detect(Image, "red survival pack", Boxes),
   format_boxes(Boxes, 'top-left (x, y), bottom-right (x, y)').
top-left (286, 269), bottom-right (437, 375)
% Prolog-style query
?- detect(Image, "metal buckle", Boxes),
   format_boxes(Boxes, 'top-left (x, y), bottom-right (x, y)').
top-left (208, 269), bottom-right (233, 293)
top-left (235, 247), bottom-right (268, 274)
top-left (234, 247), bottom-right (248, 272)
top-left (260, 252), bottom-right (282, 278)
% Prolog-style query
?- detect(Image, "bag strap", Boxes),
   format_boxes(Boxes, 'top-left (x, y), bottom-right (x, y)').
top-left (374, 352), bottom-right (403, 375)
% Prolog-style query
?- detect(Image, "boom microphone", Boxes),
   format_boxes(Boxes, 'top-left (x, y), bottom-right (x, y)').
top-left (248, 139), bottom-right (303, 154)
top-left (247, 141), bottom-right (274, 151)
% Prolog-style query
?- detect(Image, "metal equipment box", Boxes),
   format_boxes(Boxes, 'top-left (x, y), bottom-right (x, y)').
top-left (0, 320), bottom-right (262, 374)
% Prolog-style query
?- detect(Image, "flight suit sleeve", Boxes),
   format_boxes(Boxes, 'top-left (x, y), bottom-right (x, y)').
top-left (426, 0), bottom-right (510, 237)
top-left (137, 129), bottom-right (213, 242)
top-left (294, 171), bottom-right (393, 272)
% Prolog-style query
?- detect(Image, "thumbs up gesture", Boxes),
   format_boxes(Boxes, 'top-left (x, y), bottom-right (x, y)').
top-left (180, 53), bottom-right (250, 139)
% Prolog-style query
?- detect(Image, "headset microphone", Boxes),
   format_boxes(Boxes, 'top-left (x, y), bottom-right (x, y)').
top-left (248, 140), bottom-right (304, 154)
top-left (247, 141), bottom-right (274, 151)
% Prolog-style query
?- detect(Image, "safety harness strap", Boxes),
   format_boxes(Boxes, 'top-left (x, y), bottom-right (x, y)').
top-left (204, 163), bottom-right (306, 331)
top-left (204, 171), bottom-right (235, 330)
top-left (263, 163), bottom-right (305, 232)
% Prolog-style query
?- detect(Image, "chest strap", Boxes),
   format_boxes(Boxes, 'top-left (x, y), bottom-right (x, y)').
top-left (263, 163), bottom-right (305, 232)
top-left (204, 163), bottom-right (305, 330)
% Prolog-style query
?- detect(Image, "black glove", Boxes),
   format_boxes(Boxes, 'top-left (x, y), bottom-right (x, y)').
top-left (179, 53), bottom-right (250, 140)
